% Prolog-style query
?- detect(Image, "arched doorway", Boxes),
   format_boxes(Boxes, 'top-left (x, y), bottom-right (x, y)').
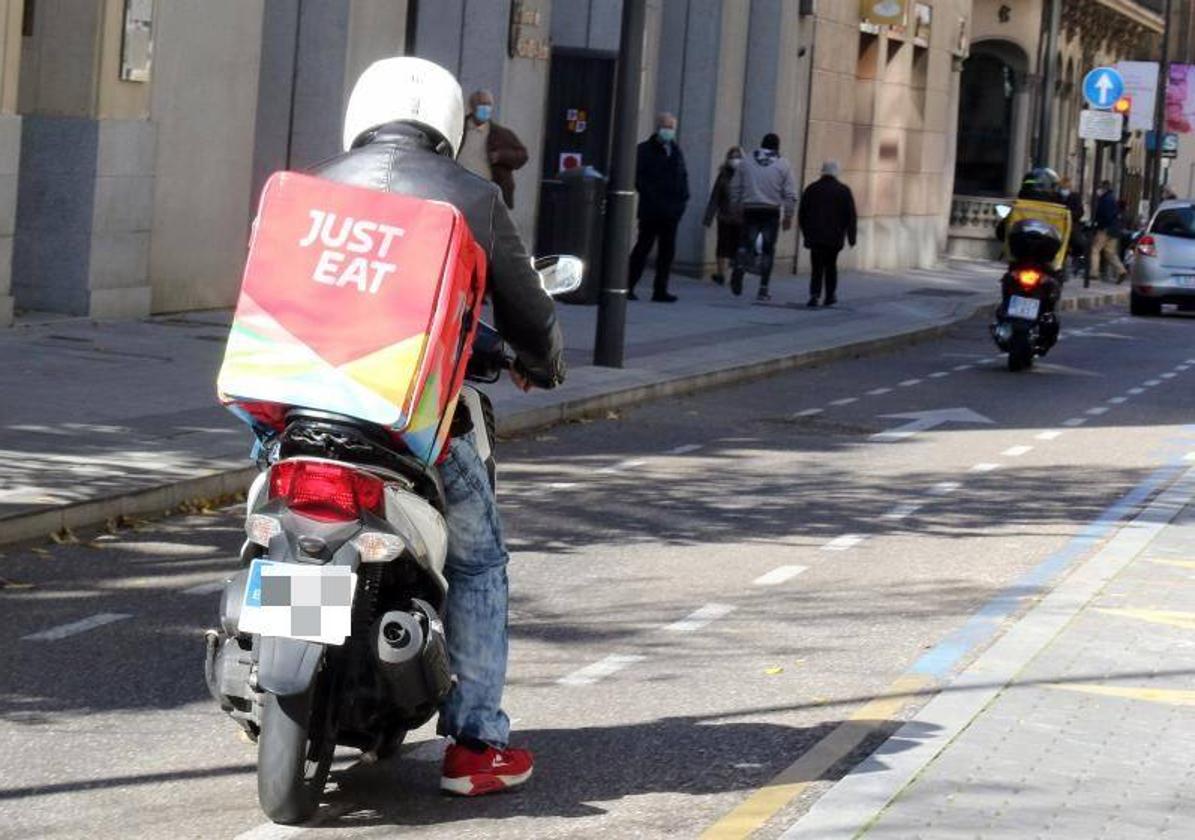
top-left (954, 40), bottom-right (1031, 197)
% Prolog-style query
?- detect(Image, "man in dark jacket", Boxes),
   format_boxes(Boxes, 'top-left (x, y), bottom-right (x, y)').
top-left (319, 57), bottom-right (563, 796)
top-left (627, 113), bottom-right (689, 302)
top-left (1089, 181), bottom-right (1127, 282)
top-left (458, 89), bottom-right (529, 209)
top-left (798, 160), bottom-right (857, 307)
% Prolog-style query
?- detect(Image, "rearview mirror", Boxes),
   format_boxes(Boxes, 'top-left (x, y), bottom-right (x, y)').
top-left (534, 255), bottom-right (584, 297)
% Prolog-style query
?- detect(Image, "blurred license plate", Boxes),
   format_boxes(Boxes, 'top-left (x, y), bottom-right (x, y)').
top-left (1007, 295), bottom-right (1040, 320)
top-left (239, 559), bottom-right (356, 645)
top-left (1172, 275), bottom-right (1195, 288)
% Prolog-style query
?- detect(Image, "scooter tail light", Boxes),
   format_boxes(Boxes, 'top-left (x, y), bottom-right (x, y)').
top-left (268, 461), bottom-right (385, 522)
top-left (1014, 268), bottom-right (1042, 289)
top-left (1137, 235), bottom-right (1157, 257)
top-left (246, 513), bottom-right (282, 547)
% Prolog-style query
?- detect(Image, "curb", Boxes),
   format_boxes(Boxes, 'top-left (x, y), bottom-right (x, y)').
top-left (0, 289), bottom-right (1129, 547)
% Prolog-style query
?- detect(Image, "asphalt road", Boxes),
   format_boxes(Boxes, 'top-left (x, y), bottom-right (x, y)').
top-left (3, 304), bottom-right (1195, 839)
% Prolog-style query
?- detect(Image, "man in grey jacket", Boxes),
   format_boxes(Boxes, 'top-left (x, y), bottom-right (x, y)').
top-left (729, 133), bottom-right (798, 301)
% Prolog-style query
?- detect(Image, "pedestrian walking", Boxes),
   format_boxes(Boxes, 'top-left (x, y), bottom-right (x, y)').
top-left (798, 160), bottom-right (857, 308)
top-left (458, 89), bottom-right (529, 209)
top-left (728, 133), bottom-right (797, 301)
top-left (627, 113), bottom-right (689, 302)
top-left (1059, 176), bottom-right (1087, 277)
top-left (703, 146), bottom-right (744, 287)
top-left (1088, 181), bottom-right (1127, 283)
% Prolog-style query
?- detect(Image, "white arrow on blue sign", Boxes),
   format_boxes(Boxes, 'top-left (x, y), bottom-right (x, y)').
top-left (1083, 66), bottom-right (1125, 110)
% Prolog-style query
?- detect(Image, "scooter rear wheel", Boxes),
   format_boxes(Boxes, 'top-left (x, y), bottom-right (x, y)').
top-left (257, 676), bottom-right (336, 825)
top-left (1007, 332), bottom-right (1034, 372)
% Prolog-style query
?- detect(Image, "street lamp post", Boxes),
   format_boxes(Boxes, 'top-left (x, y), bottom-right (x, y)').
top-left (1149, 0), bottom-right (1174, 214)
top-left (593, 0), bottom-right (648, 369)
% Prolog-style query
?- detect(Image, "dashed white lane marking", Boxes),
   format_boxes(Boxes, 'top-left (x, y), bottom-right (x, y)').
top-left (665, 603), bottom-right (736, 633)
top-left (1145, 379), bottom-right (1162, 386)
top-left (867, 387), bottom-right (893, 396)
top-left (23, 613), bottom-right (132, 641)
top-left (666, 443), bottom-right (703, 455)
top-left (928, 372), bottom-right (949, 379)
top-left (952, 364), bottom-right (973, 372)
top-left (753, 565), bottom-right (809, 586)
top-left (1086, 406), bottom-right (1109, 416)
top-left (970, 463), bottom-right (1001, 473)
top-left (598, 459), bottom-right (647, 474)
top-left (1062, 417), bottom-right (1088, 427)
top-left (882, 502), bottom-right (923, 521)
top-left (182, 580), bottom-right (226, 596)
top-left (830, 397), bottom-right (858, 406)
top-left (823, 534), bottom-right (866, 551)
top-left (1036, 430), bottom-right (1063, 441)
top-left (929, 481), bottom-right (961, 495)
top-left (558, 654), bottom-right (647, 686)
top-left (1128, 387), bottom-right (1145, 395)
top-left (1002, 446), bottom-right (1033, 457)
top-left (898, 379), bottom-right (922, 387)
top-left (1162, 372), bottom-right (1178, 379)
top-left (547, 481), bottom-right (579, 490)
top-left (1177, 365), bottom-right (1190, 372)
top-left (1107, 396), bottom-right (1128, 405)
top-left (793, 408), bottom-right (823, 418)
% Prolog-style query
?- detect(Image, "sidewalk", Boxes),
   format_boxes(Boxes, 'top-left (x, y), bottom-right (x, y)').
top-left (0, 262), bottom-right (1125, 544)
top-left (783, 465), bottom-right (1195, 840)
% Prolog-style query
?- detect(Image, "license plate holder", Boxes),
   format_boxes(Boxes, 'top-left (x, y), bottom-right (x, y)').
top-left (238, 558), bottom-right (356, 645)
top-left (1007, 295), bottom-right (1041, 320)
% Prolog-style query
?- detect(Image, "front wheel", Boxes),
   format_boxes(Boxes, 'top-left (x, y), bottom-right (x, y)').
top-left (257, 676), bottom-right (336, 825)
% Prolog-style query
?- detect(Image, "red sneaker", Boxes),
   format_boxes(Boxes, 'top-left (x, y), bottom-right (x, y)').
top-left (440, 743), bottom-right (534, 796)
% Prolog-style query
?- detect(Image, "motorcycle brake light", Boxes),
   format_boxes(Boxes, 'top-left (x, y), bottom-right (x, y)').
top-left (1015, 269), bottom-right (1042, 289)
top-left (1137, 235), bottom-right (1157, 257)
top-left (269, 461), bottom-right (384, 522)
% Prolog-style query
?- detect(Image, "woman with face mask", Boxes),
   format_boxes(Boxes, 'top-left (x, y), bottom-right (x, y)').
top-left (703, 146), bottom-right (744, 286)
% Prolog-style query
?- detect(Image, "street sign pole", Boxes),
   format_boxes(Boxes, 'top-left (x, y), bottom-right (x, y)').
top-left (593, 0), bottom-right (647, 368)
top-left (1150, 0), bottom-right (1173, 214)
top-left (1037, 0), bottom-right (1062, 166)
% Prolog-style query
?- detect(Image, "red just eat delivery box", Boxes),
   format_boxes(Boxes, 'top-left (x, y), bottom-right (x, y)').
top-left (217, 171), bottom-right (486, 464)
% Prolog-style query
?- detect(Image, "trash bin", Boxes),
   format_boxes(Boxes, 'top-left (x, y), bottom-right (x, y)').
top-left (534, 166), bottom-right (606, 305)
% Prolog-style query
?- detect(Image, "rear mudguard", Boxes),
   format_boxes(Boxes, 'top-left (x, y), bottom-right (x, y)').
top-left (257, 636), bottom-right (325, 697)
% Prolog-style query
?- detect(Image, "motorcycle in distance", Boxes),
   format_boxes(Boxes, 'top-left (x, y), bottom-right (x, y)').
top-left (990, 205), bottom-right (1064, 372)
top-left (204, 255), bottom-right (583, 825)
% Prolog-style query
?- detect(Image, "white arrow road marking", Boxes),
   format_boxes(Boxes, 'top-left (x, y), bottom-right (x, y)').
top-left (665, 603), bottom-right (736, 633)
top-left (558, 654), bottom-right (646, 686)
top-left (753, 565), bottom-right (809, 586)
top-left (823, 534), bottom-right (866, 551)
top-left (23, 613), bottom-right (132, 641)
top-left (870, 408), bottom-right (996, 442)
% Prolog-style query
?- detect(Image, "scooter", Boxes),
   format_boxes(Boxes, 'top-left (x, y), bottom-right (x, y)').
top-left (990, 212), bottom-right (1063, 372)
top-left (204, 256), bottom-right (582, 825)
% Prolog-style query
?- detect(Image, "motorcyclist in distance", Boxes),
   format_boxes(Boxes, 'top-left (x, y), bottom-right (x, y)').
top-left (310, 57), bottom-right (564, 796)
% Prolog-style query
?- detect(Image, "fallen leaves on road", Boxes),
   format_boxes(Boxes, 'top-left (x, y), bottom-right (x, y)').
top-left (765, 666), bottom-right (784, 676)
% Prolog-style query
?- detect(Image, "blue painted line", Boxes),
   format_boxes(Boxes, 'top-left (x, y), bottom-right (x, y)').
top-left (911, 459), bottom-right (1186, 678)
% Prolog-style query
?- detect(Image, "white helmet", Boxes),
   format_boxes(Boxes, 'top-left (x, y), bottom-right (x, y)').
top-left (342, 57), bottom-right (465, 156)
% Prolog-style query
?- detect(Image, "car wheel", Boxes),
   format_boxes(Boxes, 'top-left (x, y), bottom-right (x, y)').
top-left (1130, 291), bottom-right (1162, 317)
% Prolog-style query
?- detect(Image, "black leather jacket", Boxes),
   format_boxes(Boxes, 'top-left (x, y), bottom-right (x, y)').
top-left (310, 123), bottom-right (565, 388)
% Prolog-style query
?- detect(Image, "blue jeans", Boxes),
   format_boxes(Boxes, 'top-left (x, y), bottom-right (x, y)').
top-left (436, 431), bottom-right (511, 747)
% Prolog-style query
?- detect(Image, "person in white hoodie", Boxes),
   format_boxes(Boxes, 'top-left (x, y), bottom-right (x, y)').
top-left (728, 133), bottom-right (798, 301)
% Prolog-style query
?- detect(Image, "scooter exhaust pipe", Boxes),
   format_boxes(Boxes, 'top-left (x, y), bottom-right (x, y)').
top-left (371, 600), bottom-right (452, 715)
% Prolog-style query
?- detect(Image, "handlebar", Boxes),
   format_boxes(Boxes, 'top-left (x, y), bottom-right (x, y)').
top-left (466, 321), bottom-right (515, 383)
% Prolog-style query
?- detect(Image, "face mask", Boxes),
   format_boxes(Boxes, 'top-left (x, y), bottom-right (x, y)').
top-left (727, 158), bottom-right (741, 169)
top-left (474, 105), bottom-right (492, 123)
top-left (657, 128), bottom-right (676, 143)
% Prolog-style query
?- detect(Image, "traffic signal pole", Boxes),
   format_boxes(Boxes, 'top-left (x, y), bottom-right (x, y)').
top-left (593, 0), bottom-right (647, 368)
top-left (1149, 0), bottom-right (1173, 214)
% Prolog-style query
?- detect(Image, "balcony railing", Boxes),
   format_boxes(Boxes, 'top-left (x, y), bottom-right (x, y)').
top-left (949, 195), bottom-right (1011, 239)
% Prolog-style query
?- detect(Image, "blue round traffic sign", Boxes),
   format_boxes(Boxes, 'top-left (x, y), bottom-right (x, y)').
top-left (1083, 67), bottom-right (1125, 110)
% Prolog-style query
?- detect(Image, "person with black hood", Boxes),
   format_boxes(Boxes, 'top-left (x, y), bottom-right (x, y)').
top-left (703, 146), bottom-right (744, 287)
top-left (627, 112), bottom-right (690, 302)
top-left (798, 160), bottom-right (857, 307)
top-left (728, 133), bottom-right (798, 301)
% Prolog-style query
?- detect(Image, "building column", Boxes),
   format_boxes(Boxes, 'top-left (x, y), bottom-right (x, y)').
top-left (1008, 76), bottom-right (1034, 195)
top-left (13, 0), bottom-right (155, 319)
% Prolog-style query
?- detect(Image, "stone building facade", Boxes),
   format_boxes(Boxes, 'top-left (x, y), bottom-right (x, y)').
top-left (948, 0), bottom-right (1164, 258)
